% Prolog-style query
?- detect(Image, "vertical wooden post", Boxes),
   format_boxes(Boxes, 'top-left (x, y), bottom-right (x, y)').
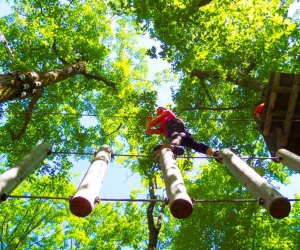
top-left (69, 145), bottom-right (112, 217)
top-left (220, 148), bottom-right (291, 219)
top-left (159, 146), bottom-right (193, 219)
top-left (0, 142), bottom-right (52, 201)
top-left (276, 149), bottom-right (300, 174)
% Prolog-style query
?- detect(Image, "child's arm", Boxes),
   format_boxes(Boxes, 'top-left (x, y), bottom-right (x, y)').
top-left (146, 116), bottom-right (163, 135)
top-left (148, 111), bottom-right (168, 127)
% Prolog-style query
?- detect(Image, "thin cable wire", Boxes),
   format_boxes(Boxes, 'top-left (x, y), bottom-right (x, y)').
top-left (0, 149), bottom-right (278, 160)
top-left (192, 198), bottom-right (258, 203)
top-left (98, 198), bottom-right (166, 203)
top-left (5, 195), bottom-right (300, 203)
top-left (5, 195), bottom-right (70, 201)
top-left (0, 110), bottom-right (133, 118)
top-left (1, 110), bottom-right (299, 122)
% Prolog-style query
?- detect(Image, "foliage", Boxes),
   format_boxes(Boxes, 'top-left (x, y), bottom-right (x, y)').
top-left (116, 0), bottom-right (300, 177)
top-left (0, 175), bottom-right (150, 249)
top-left (171, 164), bottom-right (300, 249)
top-left (0, 0), bottom-right (300, 249)
top-left (0, 0), bottom-right (160, 248)
top-left (0, 0), bottom-right (158, 171)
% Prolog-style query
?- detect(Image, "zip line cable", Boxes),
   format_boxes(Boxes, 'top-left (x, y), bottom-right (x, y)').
top-left (4, 194), bottom-right (300, 203)
top-left (1, 110), bottom-right (299, 122)
top-left (0, 148), bottom-right (278, 160)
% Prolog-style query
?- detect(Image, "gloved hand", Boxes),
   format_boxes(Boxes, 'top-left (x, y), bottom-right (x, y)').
top-left (213, 150), bottom-right (222, 163)
top-left (170, 144), bottom-right (185, 156)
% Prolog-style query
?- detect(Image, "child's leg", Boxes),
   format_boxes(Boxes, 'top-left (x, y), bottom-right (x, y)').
top-left (180, 132), bottom-right (210, 154)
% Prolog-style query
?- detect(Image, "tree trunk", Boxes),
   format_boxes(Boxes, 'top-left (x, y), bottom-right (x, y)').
top-left (147, 186), bottom-right (159, 250)
top-left (0, 61), bottom-right (88, 103)
top-left (147, 178), bottom-right (165, 250)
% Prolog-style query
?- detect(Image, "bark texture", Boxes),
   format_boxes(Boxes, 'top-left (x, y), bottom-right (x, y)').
top-left (0, 61), bottom-right (116, 103)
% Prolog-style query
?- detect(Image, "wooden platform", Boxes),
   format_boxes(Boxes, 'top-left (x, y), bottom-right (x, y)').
top-left (259, 72), bottom-right (300, 156)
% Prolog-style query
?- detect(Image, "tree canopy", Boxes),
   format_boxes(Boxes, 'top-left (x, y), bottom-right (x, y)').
top-left (0, 0), bottom-right (300, 249)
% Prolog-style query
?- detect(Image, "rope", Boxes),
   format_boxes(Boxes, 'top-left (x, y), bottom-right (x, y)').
top-left (4, 195), bottom-right (300, 203)
top-left (0, 149), bottom-right (278, 160)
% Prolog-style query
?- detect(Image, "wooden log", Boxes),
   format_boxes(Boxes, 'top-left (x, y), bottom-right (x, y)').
top-left (276, 149), bottom-right (300, 174)
top-left (220, 148), bottom-right (291, 219)
top-left (69, 145), bottom-right (112, 217)
top-left (159, 146), bottom-right (193, 219)
top-left (0, 142), bottom-right (52, 201)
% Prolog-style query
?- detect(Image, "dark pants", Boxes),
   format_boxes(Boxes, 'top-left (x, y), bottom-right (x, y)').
top-left (166, 119), bottom-right (209, 154)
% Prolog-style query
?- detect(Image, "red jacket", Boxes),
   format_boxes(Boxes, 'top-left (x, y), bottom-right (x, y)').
top-left (147, 109), bottom-right (177, 137)
top-left (159, 109), bottom-right (177, 136)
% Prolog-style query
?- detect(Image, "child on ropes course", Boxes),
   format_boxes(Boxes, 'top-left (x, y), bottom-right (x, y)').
top-left (146, 107), bottom-right (220, 160)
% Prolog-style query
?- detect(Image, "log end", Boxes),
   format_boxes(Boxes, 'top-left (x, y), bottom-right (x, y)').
top-left (69, 196), bottom-right (93, 217)
top-left (170, 198), bottom-right (193, 219)
top-left (269, 197), bottom-right (291, 219)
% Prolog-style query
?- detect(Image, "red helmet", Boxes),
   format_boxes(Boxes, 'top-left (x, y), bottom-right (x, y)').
top-left (254, 103), bottom-right (265, 118)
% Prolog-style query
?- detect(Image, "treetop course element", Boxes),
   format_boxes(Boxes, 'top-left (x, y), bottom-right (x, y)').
top-left (258, 72), bottom-right (300, 157)
top-left (69, 145), bottom-right (113, 217)
top-left (1, 142), bottom-right (300, 220)
top-left (219, 149), bottom-right (291, 219)
top-left (0, 142), bottom-right (51, 201)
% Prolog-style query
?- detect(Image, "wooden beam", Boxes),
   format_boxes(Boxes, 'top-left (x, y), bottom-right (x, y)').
top-left (276, 149), bottom-right (300, 174)
top-left (288, 133), bottom-right (300, 138)
top-left (220, 148), bottom-right (291, 219)
top-left (69, 145), bottom-right (112, 217)
top-left (159, 146), bottom-right (193, 219)
top-left (275, 127), bottom-right (285, 149)
top-left (272, 86), bottom-right (300, 94)
top-left (263, 72), bottom-right (281, 135)
top-left (281, 75), bottom-right (300, 145)
top-left (0, 142), bottom-right (52, 200)
top-left (272, 111), bottom-right (300, 119)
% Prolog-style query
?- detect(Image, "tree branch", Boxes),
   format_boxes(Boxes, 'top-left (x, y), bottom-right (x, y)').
top-left (106, 123), bottom-right (123, 137)
top-left (72, 85), bottom-right (89, 106)
top-left (199, 77), bottom-right (216, 104)
top-left (190, 69), bottom-right (265, 91)
top-left (7, 203), bottom-right (32, 246)
top-left (198, 0), bottom-right (213, 7)
top-left (9, 89), bottom-right (42, 140)
top-left (13, 202), bottom-right (52, 249)
top-left (156, 203), bottom-right (165, 234)
top-left (82, 72), bottom-right (116, 90)
top-left (0, 61), bottom-right (117, 104)
top-left (0, 34), bottom-right (15, 58)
